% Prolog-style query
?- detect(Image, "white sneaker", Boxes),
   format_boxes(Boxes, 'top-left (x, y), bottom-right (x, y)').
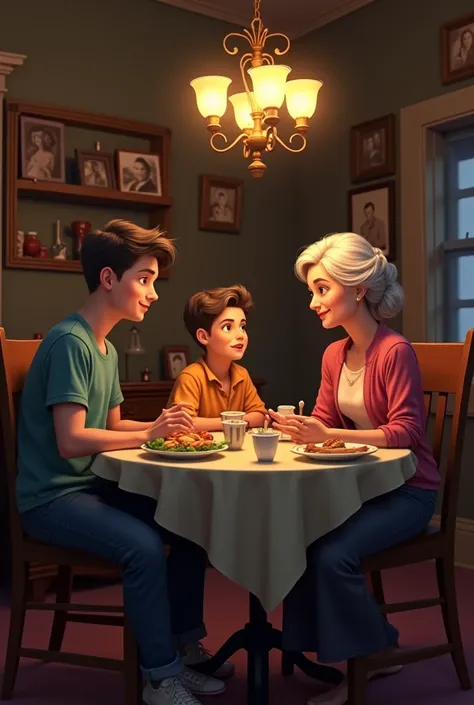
top-left (182, 641), bottom-right (235, 679)
top-left (143, 677), bottom-right (202, 705)
top-left (307, 666), bottom-right (402, 705)
top-left (180, 666), bottom-right (226, 695)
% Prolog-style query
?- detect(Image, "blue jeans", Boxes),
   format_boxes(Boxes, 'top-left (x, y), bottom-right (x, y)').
top-left (282, 484), bottom-right (437, 663)
top-left (21, 480), bottom-right (208, 682)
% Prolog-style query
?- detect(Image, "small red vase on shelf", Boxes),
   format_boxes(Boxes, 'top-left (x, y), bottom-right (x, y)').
top-left (71, 220), bottom-right (91, 257)
top-left (23, 231), bottom-right (42, 257)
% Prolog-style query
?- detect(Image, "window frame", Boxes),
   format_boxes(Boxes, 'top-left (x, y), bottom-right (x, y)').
top-left (443, 131), bottom-right (474, 342)
top-left (400, 84), bottom-right (474, 411)
top-left (400, 84), bottom-right (474, 343)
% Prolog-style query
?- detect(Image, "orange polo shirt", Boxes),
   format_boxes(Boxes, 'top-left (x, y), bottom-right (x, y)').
top-left (167, 359), bottom-right (266, 418)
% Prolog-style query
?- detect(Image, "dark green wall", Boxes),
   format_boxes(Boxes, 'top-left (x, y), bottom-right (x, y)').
top-left (290, 0), bottom-right (474, 518)
top-left (291, 0), bottom-right (474, 408)
top-left (0, 0), bottom-right (302, 408)
top-left (2, 0), bottom-right (474, 515)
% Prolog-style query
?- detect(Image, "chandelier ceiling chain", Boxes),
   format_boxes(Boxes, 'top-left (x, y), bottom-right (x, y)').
top-left (190, 0), bottom-right (323, 178)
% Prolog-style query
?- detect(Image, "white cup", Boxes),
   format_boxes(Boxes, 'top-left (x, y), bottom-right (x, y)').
top-left (277, 405), bottom-right (296, 440)
top-left (220, 410), bottom-right (246, 422)
top-left (222, 420), bottom-right (248, 450)
top-left (252, 430), bottom-right (281, 462)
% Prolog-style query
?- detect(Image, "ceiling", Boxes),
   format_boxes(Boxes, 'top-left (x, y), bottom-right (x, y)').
top-left (155, 0), bottom-right (376, 38)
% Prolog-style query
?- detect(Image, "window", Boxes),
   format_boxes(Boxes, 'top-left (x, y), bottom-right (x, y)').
top-left (444, 131), bottom-right (474, 342)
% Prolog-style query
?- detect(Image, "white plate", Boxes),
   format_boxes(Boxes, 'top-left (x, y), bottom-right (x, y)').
top-left (291, 443), bottom-right (378, 461)
top-left (140, 444), bottom-right (228, 459)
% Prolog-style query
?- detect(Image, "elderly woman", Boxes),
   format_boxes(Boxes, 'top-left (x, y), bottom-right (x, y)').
top-left (269, 232), bottom-right (439, 705)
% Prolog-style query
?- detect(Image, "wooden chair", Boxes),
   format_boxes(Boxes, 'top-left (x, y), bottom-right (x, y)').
top-left (0, 328), bottom-right (141, 705)
top-left (347, 329), bottom-right (474, 704)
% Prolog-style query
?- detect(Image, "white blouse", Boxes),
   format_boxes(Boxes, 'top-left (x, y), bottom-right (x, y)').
top-left (337, 364), bottom-right (373, 430)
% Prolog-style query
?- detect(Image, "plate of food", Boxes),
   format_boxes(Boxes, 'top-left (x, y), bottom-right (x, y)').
top-left (141, 431), bottom-right (228, 459)
top-left (291, 437), bottom-right (378, 461)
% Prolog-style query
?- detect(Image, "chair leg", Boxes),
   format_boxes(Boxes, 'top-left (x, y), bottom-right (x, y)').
top-left (1, 562), bottom-right (28, 700)
top-left (48, 566), bottom-right (73, 652)
top-left (436, 556), bottom-right (471, 690)
top-left (347, 658), bottom-right (368, 705)
top-left (124, 616), bottom-right (142, 705)
top-left (281, 651), bottom-right (295, 676)
top-left (370, 570), bottom-right (385, 605)
top-left (368, 570), bottom-right (400, 647)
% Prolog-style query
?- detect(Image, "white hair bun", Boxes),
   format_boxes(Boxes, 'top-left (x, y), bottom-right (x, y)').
top-left (295, 232), bottom-right (404, 320)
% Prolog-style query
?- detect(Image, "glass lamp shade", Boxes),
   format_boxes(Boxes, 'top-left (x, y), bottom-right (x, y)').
top-left (229, 92), bottom-right (254, 131)
top-left (126, 326), bottom-right (145, 355)
top-left (285, 79), bottom-right (323, 119)
top-left (190, 76), bottom-right (232, 118)
top-left (247, 64), bottom-right (291, 110)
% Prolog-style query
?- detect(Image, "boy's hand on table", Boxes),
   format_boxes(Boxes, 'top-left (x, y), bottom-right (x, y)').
top-left (146, 403), bottom-right (195, 441)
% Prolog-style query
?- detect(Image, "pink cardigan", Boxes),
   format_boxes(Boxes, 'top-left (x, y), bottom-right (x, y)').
top-left (312, 325), bottom-right (439, 490)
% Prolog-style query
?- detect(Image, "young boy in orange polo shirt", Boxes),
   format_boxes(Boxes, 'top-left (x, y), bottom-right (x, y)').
top-left (168, 285), bottom-right (266, 432)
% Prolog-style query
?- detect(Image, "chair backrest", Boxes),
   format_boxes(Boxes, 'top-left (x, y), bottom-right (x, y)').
top-left (412, 328), bottom-right (474, 539)
top-left (0, 328), bottom-right (42, 548)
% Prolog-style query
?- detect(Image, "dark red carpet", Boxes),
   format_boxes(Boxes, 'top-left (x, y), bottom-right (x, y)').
top-left (1, 562), bottom-right (474, 704)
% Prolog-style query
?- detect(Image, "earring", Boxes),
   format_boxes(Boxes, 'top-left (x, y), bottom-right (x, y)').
top-left (356, 296), bottom-right (361, 302)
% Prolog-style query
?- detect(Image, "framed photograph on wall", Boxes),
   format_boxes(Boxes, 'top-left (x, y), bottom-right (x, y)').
top-left (348, 180), bottom-right (396, 261)
top-left (162, 346), bottom-right (191, 381)
top-left (116, 149), bottom-right (162, 195)
top-left (441, 13), bottom-right (474, 84)
top-left (199, 174), bottom-right (243, 234)
top-left (350, 114), bottom-right (395, 183)
top-left (76, 150), bottom-right (115, 188)
top-left (20, 116), bottom-right (65, 183)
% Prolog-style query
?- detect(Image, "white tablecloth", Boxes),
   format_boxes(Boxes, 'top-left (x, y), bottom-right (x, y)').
top-left (92, 434), bottom-right (416, 611)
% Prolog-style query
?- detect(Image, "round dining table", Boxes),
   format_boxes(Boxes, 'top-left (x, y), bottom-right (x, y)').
top-left (92, 433), bottom-right (416, 705)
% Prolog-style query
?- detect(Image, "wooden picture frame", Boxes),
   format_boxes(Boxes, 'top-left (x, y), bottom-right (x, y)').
top-left (199, 174), bottom-right (243, 234)
top-left (76, 150), bottom-right (116, 188)
top-left (162, 345), bottom-right (191, 381)
top-left (20, 116), bottom-right (65, 183)
top-left (116, 149), bottom-right (162, 195)
top-left (348, 180), bottom-right (396, 261)
top-left (441, 13), bottom-right (474, 85)
top-left (350, 114), bottom-right (395, 183)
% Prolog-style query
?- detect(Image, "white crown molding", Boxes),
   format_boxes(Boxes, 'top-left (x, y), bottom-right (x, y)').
top-left (155, 0), bottom-right (376, 38)
top-left (155, 0), bottom-right (249, 27)
top-left (0, 51), bottom-right (26, 93)
top-left (300, 0), bottom-right (375, 34)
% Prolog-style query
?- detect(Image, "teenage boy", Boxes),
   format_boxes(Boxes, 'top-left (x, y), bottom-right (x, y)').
top-left (168, 285), bottom-right (266, 431)
top-left (16, 220), bottom-right (232, 705)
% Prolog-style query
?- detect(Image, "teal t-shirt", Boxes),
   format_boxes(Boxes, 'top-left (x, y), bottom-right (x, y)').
top-left (16, 313), bottom-right (124, 513)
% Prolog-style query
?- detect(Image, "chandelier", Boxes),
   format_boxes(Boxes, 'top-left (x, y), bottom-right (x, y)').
top-left (190, 0), bottom-right (323, 179)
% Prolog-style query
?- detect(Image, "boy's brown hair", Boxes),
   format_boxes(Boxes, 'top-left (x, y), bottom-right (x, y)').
top-left (184, 285), bottom-right (253, 349)
top-left (80, 219), bottom-right (176, 293)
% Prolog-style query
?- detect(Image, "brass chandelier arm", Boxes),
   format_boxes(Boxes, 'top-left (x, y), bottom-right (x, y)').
top-left (261, 33), bottom-right (290, 58)
top-left (272, 131), bottom-right (307, 153)
top-left (192, 0), bottom-right (317, 177)
top-left (223, 0), bottom-right (290, 66)
top-left (239, 53), bottom-right (257, 104)
top-left (223, 30), bottom-right (254, 57)
top-left (209, 131), bottom-right (248, 153)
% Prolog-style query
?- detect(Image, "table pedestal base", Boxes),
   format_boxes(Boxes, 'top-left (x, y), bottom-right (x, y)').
top-left (191, 593), bottom-right (344, 705)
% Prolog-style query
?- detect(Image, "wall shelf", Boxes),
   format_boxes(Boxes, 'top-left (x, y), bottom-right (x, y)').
top-left (5, 100), bottom-right (172, 276)
top-left (17, 179), bottom-right (174, 209)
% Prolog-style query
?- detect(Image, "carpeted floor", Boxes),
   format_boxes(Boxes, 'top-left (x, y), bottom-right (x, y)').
top-left (1, 561), bottom-right (474, 704)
